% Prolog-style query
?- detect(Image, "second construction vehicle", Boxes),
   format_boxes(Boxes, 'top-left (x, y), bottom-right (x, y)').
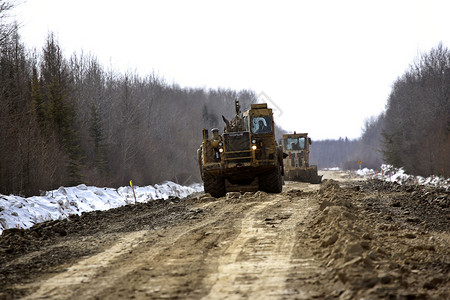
top-left (281, 132), bottom-right (322, 184)
top-left (198, 100), bottom-right (284, 197)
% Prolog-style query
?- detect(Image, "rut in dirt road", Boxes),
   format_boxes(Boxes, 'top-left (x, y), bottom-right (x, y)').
top-left (89, 192), bottom-right (324, 299)
top-left (11, 191), bottom-right (324, 300)
top-left (18, 203), bottom-right (233, 299)
top-left (21, 230), bottom-right (149, 300)
top-left (202, 194), bottom-right (319, 299)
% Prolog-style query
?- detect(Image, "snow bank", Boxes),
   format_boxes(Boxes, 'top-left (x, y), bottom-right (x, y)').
top-left (355, 164), bottom-right (450, 190)
top-left (356, 167), bottom-right (376, 177)
top-left (0, 181), bottom-right (203, 235)
top-left (323, 167), bottom-right (341, 171)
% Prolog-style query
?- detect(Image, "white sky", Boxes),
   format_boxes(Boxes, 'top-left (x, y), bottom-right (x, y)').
top-left (12, 0), bottom-right (450, 140)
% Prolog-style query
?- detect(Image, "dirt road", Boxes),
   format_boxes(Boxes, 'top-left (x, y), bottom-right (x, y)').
top-left (1, 171), bottom-right (449, 299)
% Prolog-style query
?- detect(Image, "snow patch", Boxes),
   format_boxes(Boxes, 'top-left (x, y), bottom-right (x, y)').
top-left (0, 181), bottom-right (203, 235)
top-left (354, 164), bottom-right (450, 190)
top-left (323, 167), bottom-right (341, 171)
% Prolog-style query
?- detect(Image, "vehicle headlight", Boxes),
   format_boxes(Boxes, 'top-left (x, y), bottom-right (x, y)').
top-left (251, 145), bottom-right (257, 150)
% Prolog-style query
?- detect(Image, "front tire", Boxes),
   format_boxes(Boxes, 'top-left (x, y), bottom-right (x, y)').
top-left (258, 165), bottom-right (283, 193)
top-left (203, 173), bottom-right (226, 198)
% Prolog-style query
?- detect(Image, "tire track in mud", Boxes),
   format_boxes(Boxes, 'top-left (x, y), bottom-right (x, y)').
top-left (18, 201), bottom-right (250, 299)
top-left (202, 195), bottom-right (320, 299)
top-left (20, 230), bottom-right (149, 300)
top-left (103, 200), bottom-right (260, 299)
top-left (14, 190), bottom-right (323, 300)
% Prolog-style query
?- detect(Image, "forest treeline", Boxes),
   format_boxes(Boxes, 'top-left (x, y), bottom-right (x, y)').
top-left (378, 43), bottom-right (450, 177)
top-left (309, 115), bottom-right (385, 170)
top-left (0, 4), bottom-right (257, 195)
top-left (311, 44), bottom-right (450, 177)
top-left (308, 125), bottom-right (384, 171)
top-left (309, 136), bottom-right (382, 171)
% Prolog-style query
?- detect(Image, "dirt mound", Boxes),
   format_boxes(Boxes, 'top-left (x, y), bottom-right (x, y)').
top-left (320, 178), bottom-right (341, 190)
top-left (317, 179), bottom-right (354, 210)
top-left (301, 180), bottom-right (450, 299)
top-left (359, 180), bottom-right (450, 232)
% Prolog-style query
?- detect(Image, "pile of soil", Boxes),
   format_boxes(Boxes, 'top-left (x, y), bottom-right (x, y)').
top-left (299, 179), bottom-right (449, 299)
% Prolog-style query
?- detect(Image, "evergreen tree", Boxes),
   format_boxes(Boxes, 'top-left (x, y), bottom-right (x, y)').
top-left (89, 103), bottom-right (108, 174)
top-left (31, 66), bottom-right (47, 130)
top-left (40, 33), bottom-right (84, 185)
top-left (380, 131), bottom-right (403, 168)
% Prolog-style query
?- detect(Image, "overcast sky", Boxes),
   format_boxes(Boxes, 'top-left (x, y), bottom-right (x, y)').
top-left (12, 0), bottom-right (450, 140)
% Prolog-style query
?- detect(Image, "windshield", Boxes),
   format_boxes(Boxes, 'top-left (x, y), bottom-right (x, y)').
top-left (251, 116), bottom-right (272, 134)
top-left (284, 137), bottom-right (306, 150)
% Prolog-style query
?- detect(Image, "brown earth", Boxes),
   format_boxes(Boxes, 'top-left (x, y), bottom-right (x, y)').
top-left (0, 170), bottom-right (449, 299)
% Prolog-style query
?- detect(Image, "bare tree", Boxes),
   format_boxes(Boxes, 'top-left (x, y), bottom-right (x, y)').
top-left (380, 43), bottom-right (450, 177)
top-left (0, 1), bottom-right (15, 48)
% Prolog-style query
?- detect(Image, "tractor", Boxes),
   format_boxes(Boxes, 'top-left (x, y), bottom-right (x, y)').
top-left (197, 100), bottom-right (284, 197)
top-left (281, 132), bottom-right (322, 184)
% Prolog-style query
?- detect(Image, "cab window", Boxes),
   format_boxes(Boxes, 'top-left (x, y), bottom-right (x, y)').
top-left (298, 137), bottom-right (306, 149)
top-left (251, 116), bottom-right (272, 134)
top-left (284, 137), bottom-right (306, 150)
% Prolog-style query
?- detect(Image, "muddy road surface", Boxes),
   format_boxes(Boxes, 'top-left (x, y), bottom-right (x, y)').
top-left (1, 171), bottom-right (449, 299)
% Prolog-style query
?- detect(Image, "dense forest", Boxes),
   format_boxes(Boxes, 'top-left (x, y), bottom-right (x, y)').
top-left (1, 2), bottom-right (449, 196)
top-left (0, 3), bottom-right (258, 195)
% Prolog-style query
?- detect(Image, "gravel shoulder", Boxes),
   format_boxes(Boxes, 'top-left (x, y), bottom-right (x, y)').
top-left (0, 171), bottom-right (448, 299)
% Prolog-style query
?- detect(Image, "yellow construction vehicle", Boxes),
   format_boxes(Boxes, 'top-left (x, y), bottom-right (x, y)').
top-left (197, 100), bottom-right (284, 197)
top-left (281, 132), bottom-right (322, 184)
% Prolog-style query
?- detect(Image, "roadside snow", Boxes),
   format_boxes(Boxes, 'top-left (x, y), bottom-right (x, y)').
top-left (356, 167), bottom-right (374, 177)
top-left (0, 182), bottom-right (203, 235)
top-left (324, 167), bottom-right (340, 171)
top-left (355, 164), bottom-right (450, 190)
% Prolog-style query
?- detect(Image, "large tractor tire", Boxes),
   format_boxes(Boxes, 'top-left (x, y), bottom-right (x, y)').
top-left (203, 173), bottom-right (226, 198)
top-left (309, 165), bottom-right (322, 184)
top-left (258, 165), bottom-right (283, 193)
